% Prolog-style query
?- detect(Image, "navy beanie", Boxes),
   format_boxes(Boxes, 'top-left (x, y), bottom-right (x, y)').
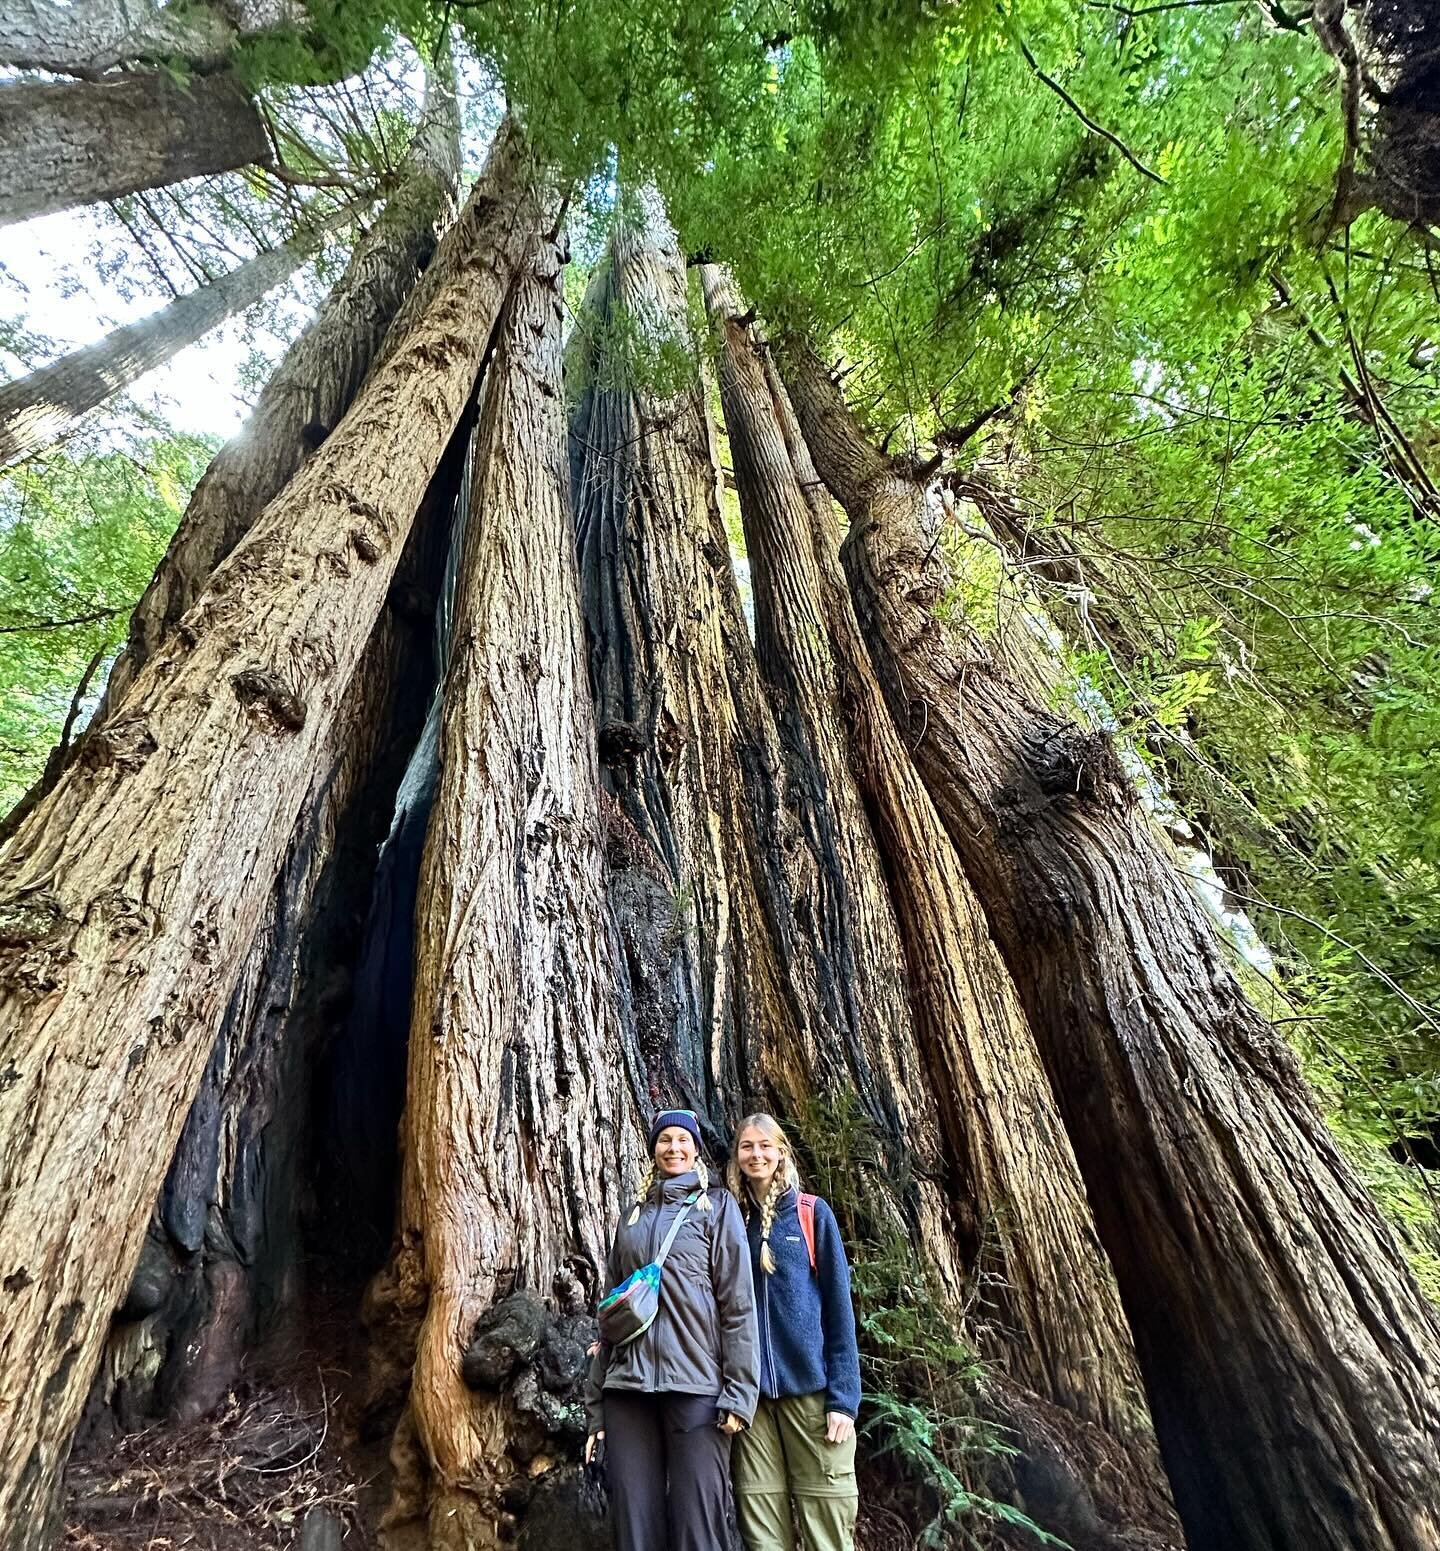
top-left (648, 1108), bottom-right (703, 1152)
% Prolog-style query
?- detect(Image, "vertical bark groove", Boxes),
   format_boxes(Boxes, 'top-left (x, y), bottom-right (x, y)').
top-left (0, 124), bottom-right (542, 1551)
top-left (783, 335), bottom-right (1440, 1551)
top-left (702, 268), bottom-right (1155, 1460)
top-left (374, 232), bottom-right (641, 1551)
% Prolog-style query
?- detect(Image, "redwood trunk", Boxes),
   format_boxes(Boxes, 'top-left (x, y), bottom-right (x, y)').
top-left (0, 126), bottom-right (541, 1551)
top-left (103, 60), bottom-right (460, 707)
top-left (0, 72), bottom-right (271, 227)
top-left (568, 213), bottom-right (964, 1289)
top-left (703, 268), bottom-right (1150, 1450)
top-left (84, 422), bottom-right (460, 1433)
top-left (373, 234), bottom-right (641, 1551)
top-left (66, 70), bottom-right (462, 1429)
top-left (0, 63), bottom-right (460, 845)
top-left (784, 337), bottom-right (1440, 1551)
top-left (0, 0), bottom-right (303, 76)
top-left (0, 210), bottom-right (343, 470)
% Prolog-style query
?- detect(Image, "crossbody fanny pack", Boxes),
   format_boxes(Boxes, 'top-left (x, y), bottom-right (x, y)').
top-left (597, 1191), bottom-right (701, 1348)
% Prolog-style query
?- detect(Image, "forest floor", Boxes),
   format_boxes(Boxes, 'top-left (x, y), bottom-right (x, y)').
top-left (58, 1281), bottom-right (911, 1551)
top-left (60, 1374), bottom-right (911, 1551)
top-left (61, 1376), bottom-right (369, 1551)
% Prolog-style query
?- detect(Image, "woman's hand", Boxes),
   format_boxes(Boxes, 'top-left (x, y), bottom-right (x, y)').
top-left (717, 1411), bottom-right (745, 1435)
top-left (825, 1412), bottom-right (855, 1444)
top-left (585, 1429), bottom-right (605, 1463)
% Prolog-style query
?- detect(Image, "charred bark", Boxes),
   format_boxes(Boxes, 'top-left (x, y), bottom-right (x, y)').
top-left (703, 268), bottom-right (1152, 1451)
top-left (0, 124), bottom-right (542, 1551)
top-left (0, 72), bottom-right (271, 227)
top-left (81, 415), bottom-right (461, 1436)
top-left (367, 234), bottom-right (642, 1551)
top-left (784, 336), bottom-right (1440, 1551)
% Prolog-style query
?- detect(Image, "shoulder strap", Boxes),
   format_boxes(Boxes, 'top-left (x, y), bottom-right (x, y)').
top-left (653, 1191), bottom-right (702, 1269)
top-left (797, 1193), bottom-right (818, 1272)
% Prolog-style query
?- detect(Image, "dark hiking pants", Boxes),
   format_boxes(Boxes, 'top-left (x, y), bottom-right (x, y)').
top-left (604, 1390), bottom-right (735, 1551)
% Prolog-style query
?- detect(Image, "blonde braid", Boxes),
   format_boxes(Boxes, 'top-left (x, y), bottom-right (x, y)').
top-left (694, 1155), bottom-right (714, 1210)
top-left (627, 1162), bottom-right (657, 1225)
top-left (758, 1173), bottom-right (785, 1273)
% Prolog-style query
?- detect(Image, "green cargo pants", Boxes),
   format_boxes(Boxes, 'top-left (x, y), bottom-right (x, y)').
top-left (733, 1392), bottom-right (858, 1551)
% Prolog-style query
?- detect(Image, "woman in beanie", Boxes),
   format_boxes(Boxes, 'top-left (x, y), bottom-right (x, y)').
top-left (585, 1108), bottom-right (759, 1551)
top-left (728, 1112), bottom-right (861, 1551)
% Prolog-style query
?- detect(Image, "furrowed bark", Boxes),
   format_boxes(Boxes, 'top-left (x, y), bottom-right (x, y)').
top-left (0, 0), bottom-right (304, 77)
top-left (105, 58), bottom-right (461, 707)
top-left (0, 124), bottom-right (541, 1551)
top-left (373, 234), bottom-right (642, 1551)
top-left (0, 72), bottom-right (271, 227)
top-left (0, 58), bottom-right (460, 844)
top-left (784, 336), bottom-right (1440, 1551)
top-left (83, 417), bottom-right (460, 1435)
top-left (0, 205), bottom-right (351, 471)
top-left (569, 211), bottom-right (961, 1279)
top-left (702, 270), bottom-right (1151, 1449)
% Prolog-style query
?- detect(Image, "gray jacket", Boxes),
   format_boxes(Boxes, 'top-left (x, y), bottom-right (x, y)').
top-left (585, 1170), bottom-right (759, 1430)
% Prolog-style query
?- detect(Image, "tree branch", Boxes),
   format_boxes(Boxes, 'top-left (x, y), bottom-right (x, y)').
top-left (1013, 31), bottom-right (1167, 185)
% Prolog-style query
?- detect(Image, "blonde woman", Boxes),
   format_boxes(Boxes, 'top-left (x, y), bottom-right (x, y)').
top-left (584, 1108), bottom-right (759, 1551)
top-left (728, 1113), bottom-right (861, 1551)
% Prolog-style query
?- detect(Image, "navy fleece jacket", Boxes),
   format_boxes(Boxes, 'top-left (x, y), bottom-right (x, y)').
top-left (744, 1187), bottom-right (861, 1419)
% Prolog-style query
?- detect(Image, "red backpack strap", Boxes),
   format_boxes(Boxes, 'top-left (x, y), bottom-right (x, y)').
top-left (797, 1193), bottom-right (818, 1272)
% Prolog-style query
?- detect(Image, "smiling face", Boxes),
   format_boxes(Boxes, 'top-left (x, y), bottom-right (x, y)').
top-left (736, 1123), bottom-right (784, 1195)
top-left (654, 1125), bottom-right (698, 1176)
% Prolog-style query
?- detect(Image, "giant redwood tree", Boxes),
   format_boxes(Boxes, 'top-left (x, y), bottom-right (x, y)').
top-left (782, 336), bottom-right (1440, 1551)
top-left (0, 122), bottom-right (542, 1547)
top-left (2, 3), bottom-right (1438, 1549)
top-left (568, 210), bottom-right (963, 1282)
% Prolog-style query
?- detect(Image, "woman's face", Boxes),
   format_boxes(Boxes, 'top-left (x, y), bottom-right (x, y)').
top-left (654, 1126), bottom-right (698, 1176)
top-left (736, 1125), bottom-right (783, 1193)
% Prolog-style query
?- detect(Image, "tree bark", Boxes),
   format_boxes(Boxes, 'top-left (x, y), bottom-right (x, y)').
top-left (702, 267), bottom-right (1150, 1448)
top-left (371, 233), bottom-right (643, 1551)
top-left (0, 59), bottom-right (460, 844)
top-left (0, 0), bottom-right (303, 77)
top-left (0, 124), bottom-right (542, 1551)
top-left (104, 59), bottom-right (460, 706)
top-left (568, 210), bottom-right (963, 1283)
top-left (783, 336), bottom-right (1440, 1551)
top-left (82, 417), bottom-right (460, 1436)
top-left (0, 72), bottom-right (272, 227)
top-left (0, 205), bottom-right (351, 471)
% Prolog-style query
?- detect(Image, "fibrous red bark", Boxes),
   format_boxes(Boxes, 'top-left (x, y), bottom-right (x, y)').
top-left (784, 335), bottom-right (1440, 1551)
top-left (569, 213), bottom-right (958, 1287)
top-left (702, 268), bottom-right (1150, 1454)
top-left (371, 231), bottom-right (643, 1551)
top-left (0, 123), bottom-right (541, 1551)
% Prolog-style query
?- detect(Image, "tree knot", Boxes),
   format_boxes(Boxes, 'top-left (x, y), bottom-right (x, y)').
top-left (79, 717), bottom-right (158, 774)
top-left (233, 667), bottom-right (306, 733)
top-left (0, 890), bottom-right (65, 949)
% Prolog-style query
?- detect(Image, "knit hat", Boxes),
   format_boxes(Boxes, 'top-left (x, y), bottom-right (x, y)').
top-left (647, 1108), bottom-right (703, 1153)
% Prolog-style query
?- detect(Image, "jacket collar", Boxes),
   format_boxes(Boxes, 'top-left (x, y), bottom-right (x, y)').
top-left (654, 1169), bottom-right (702, 1203)
top-left (745, 1182), bottom-right (796, 1213)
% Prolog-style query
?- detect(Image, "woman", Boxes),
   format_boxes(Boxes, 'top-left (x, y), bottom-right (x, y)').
top-left (585, 1108), bottom-right (759, 1551)
top-left (728, 1113), bottom-right (861, 1551)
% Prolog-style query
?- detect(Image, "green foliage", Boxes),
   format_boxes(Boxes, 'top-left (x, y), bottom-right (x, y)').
top-left (795, 1095), bottom-right (1065, 1548)
top-left (651, 0), bottom-right (1440, 1247)
top-left (0, 435), bottom-right (215, 809)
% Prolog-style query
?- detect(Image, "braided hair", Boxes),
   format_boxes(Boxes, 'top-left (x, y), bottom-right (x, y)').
top-left (727, 1112), bottom-right (802, 1274)
top-left (627, 1162), bottom-right (657, 1225)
